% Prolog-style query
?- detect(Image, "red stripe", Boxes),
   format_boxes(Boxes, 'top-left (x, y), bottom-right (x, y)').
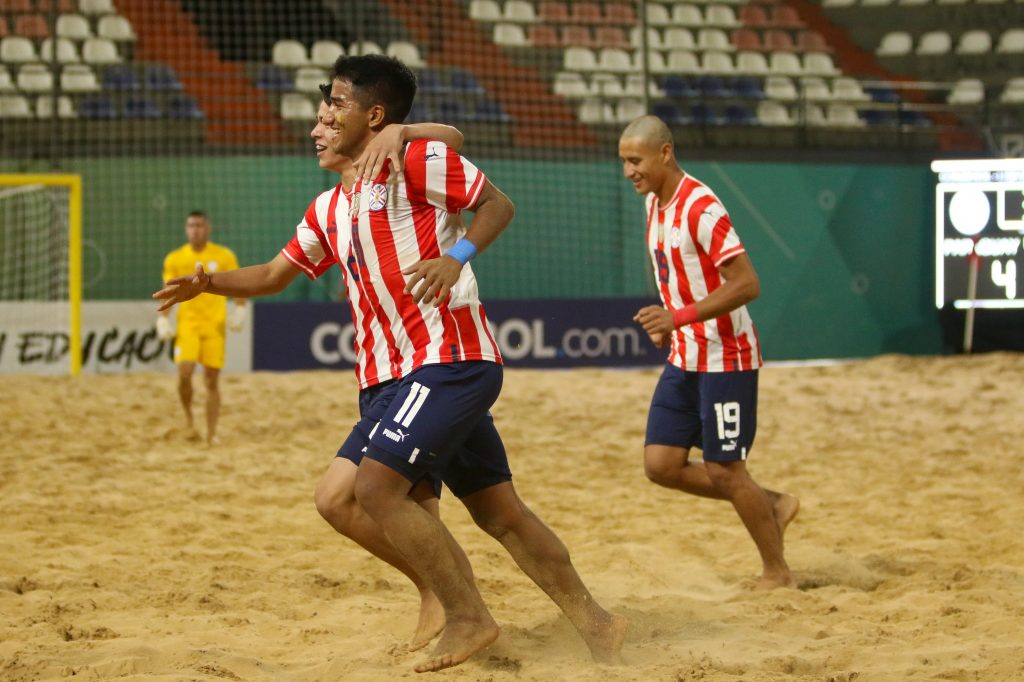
top-left (667, 199), bottom-right (695, 366)
top-left (737, 331), bottom-right (753, 370)
top-left (705, 214), bottom-right (739, 370)
top-left (476, 305), bottom-right (502, 362)
top-left (404, 140), bottom-right (427, 205)
top-left (707, 212), bottom-right (732, 264)
top-left (346, 300), bottom-right (365, 386)
top-left (686, 194), bottom-right (723, 371)
top-left (437, 302), bottom-right (459, 363)
top-left (451, 306), bottom-right (481, 359)
top-left (444, 145), bottom-right (468, 212)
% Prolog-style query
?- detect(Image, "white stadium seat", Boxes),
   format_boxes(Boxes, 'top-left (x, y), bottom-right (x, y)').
top-left (17, 64), bottom-right (54, 93)
top-left (469, 0), bottom-right (502, 21)
top-left (803, 52), bottom-right (839, 76)
top-left (578, 98), bottom-right (613, 123)
top-left (1, 37), bottom-right (39, 64)
top-left (40, 38), bottom-right (80, 63)
top-left (503, 0), bottom-right (538, 22)
top-left (956, 31), bottom-right (991, 55)
top-left (56, 14), bottom-right (92, 40)
top-left (1000, 78), bottom-right (1024, 103)
top-left (0, 66), bottom-right (13, 93)
top-left (876, 32), bottom-right (912, 56)
top-left (800, 77), bottom-right (832, 101)
top-left (387, 41), bottom-right (426, 68)
top-left (698, 28), bottom-right (732, 52)
top-left (281, 93), bottom-right (316, 120)
top-left (757, 100), bottom-right (793, 126)
top-left (615, 99), bottom-right (646, 123)
top-left (564, 47), bottom-right (598, 71)
top-left (672, 4), bottom-right (704, 26)
top-left (769, 52), bottom-right (803, 76)
top-left (553, 71), bottom-right (590, 98)
top-left (493, 23), bottom-right (528, 46)
top-left (272, 39), bottom-right (308, 67)
top-left (704, 5), bottom-right (739, 27)
top-left (36, 95), bottom-right (76, 118)
top-left (996, 29), bottom-right (1024, 54)
top-left (736, 50), bottom-right (769, 75)
top-left (60, 64), bottom-right (100, 92)
top-left (916, 31), bottom-right (952, 55)
top-left (664, 28), bottom-right (696, 50)
top-left (832, 77), bottom-right (870, 101)
top-left (0, 95), bottom-right (33, 118)
top-left (81, 37), bottom-right (121, 65)
top-left (311, 40), bottom-right (344, 66)
top-left (667, 49), bottom-right (701, 74)
top-left (826, 103), bottom-right (864, 126)
top-left (294, 67), bottom-right (328, 93)
top-left (765, 76), bottom-right (798, 100)
top-left (79, 0), bottom-right (115, 14)
top-left (947, 79), bottom-right (984, 105)
top-left (645, 4), bottom-right (672, 26)
top-left (598, 47), bottom-right (633, 72)
top-left (97, 15), bottom-right (137, 42)
top-left (631, 27), bottom-right (664, 50)
top-left (702, 51), bottom-right (734, 74)
top-left (348, 41), bottom-right (384, 56)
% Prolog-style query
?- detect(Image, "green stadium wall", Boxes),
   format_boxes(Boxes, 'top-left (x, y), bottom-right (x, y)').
top-left (2, 157), bottom-right (940, 359)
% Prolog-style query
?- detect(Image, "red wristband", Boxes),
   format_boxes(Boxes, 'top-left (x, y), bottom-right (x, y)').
top-left (672, 304), bottom-right (699, 328)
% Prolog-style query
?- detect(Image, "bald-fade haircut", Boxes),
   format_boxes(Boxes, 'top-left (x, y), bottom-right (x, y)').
top-left (620, 115), bottom-right (674, 149)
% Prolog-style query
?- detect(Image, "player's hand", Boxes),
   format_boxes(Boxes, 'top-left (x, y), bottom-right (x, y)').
top-left (355, 123), bottom-right (405, 181)
top-left (153, 263), bottom-right (210, 312)
top-left (633, 305), bottom-right (675, 337)
top-left (155, 315), bottom-right (175, 341)
top-left (403, 256), bottom-right (462, 306)
top-left (649, 331), bottom-right (670, 348)
top-left (227, 302), bottom-right (247, 332)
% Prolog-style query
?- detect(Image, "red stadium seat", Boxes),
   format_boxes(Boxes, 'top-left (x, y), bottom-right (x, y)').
top-left (538, 0), bottom-right (570, 23)
top-left (35, 0), bottom-right (77, 10)
top-left (595, 26), bottom-right (629, 49)
top-left (764, 29), bottom-right (796, 52)
top-left (0, 0), bottom-right (32, 11)
top-left (731, 29), bottom-right (762, 51)
top-left (561, 25), bottom-right (595, 47)
top-left (14, 14), bottom-right (48, 39)
top-left (0, 17), bottom-right (8, 37)
top-left (797, 30), bottom-right (831, 53)
top-left (569, 2), bottom-right (603, 25)
top-left (739, 5), bottom-right (770, 28)
top-left (528, 24), bottom-right (560, 48)
top-left (604, 3), bottom-right (636, 25)
top-left (771, 6), bottom-right (805, 29)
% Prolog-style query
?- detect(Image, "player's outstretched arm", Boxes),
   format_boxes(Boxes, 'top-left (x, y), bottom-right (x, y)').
top-left (403, 181), bottom-right (515, 306)
top-left (153, 253), bottom-right (301, 312)
top-left (355, 122), bottom-right (465, 181)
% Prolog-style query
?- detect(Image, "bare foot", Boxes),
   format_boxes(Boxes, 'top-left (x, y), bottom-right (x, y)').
top-left (773, 493), bottom-right (800, 543)
top-left (408, 590), bottom-right (445, 652)
top-left (756, 572), bottom-right (796, 590)
top-left (184, 427), bottom-right (202, 443)
top-left (414, 617), bottom-right (499, 673)
top-left (582, 612), bottom-right (628, 665)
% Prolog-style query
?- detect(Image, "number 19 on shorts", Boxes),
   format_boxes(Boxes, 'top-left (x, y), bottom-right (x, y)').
top-left (713, 401), bottom-right (740, 439)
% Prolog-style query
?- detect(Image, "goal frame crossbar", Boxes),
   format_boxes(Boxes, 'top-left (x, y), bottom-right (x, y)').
top-left (0, 174), bottom-right (83, 375)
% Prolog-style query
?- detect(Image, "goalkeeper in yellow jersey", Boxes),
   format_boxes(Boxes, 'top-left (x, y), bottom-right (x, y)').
top-left (157, 211), bottom-right (246, 444)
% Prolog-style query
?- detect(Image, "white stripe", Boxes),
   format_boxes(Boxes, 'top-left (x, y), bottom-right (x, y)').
top-left (408, 447), bottom-right (420, 464)
top-left (400, 384), bottom-right (430, 427)
top-left (368, 421), bottom-right (379, 440)
top-left (393, 382), bottom-right (422, 425)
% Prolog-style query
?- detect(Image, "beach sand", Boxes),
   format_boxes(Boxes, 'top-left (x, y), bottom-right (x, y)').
top-left (2, 354), bottom-right (1023, 681)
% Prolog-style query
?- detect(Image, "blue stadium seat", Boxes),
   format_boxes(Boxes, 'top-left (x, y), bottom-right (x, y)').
top-left (144, 63), bottom-right (182, 91)
top-left (724, 103), bottom-right (757, 126)
top-left (474, 98), bottom-right (510, 123)
top-left (690, 103), bottom-right (724, 126)
top-left (733, 76), bottom-right (764, 99)
top-left (865, 86), bottom-right (900, 103)
top-left (167, 94), bottom-right (203, 119)
top-left (438, 100), bottom-right (469, 121)
top-left (406, 101), bottom-right (432, 123)
top-left (102, 64), bottom-right (138, 90)
top-left (124, 94), bottom-right (162, 118)
top-left (449, 69), bottom-right (484, 95)
top-left (898, 110), bottom-right (932, 127)
top-left (78, 94), bottom-right (117, 119)
top-left (255, 64), bottom-right (293, 91)
top-left (660, 75), bottom-right (698, 98)
top-left (652, 101), bottom-right (691, 125)
top-left (697, 75), bottom-right (733, 98)
top-left (862, 109), bottom-right (897, 126)
top-left (417, 68), bottom-right (448, 94)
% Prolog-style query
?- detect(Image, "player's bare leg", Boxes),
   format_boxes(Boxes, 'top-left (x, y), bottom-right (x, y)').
top-left (176, 361), bottom-right (200, 440)
top-left (202, 366), bottom-right (220, 445)
top-left (705, 460), bottom-right (793, 589)
top-left (354, 459), bottom-right (498, 673)
top-left (315, 459), bottom-right (476, 650)
top-left (462, 482), bottom-right (627, 664)
top-left (646, 445), bottom-right (799, 542)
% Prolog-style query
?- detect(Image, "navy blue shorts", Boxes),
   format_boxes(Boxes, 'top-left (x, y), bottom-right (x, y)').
top-left (346, 361), bottom-right (512, 498)
top-left (645, 364), bottom-right (758, 462)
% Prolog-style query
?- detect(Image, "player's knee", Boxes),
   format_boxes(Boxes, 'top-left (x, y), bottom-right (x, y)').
top-left (705, 461), bottom-right (741, 494)
top-left (643, 451), bottom-right (677, 486)
top-left (314, 477), bottom-right (355, 529)
top-left (469, 503), bottom-right (522, 540)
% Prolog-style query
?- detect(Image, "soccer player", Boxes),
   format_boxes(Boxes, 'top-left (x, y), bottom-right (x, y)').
top-left (157, 211), bottom-right (246, 445)
top-left (619, 115), bottom-right (799, 590)
top-left (155, 55), bottom-right (625, 673)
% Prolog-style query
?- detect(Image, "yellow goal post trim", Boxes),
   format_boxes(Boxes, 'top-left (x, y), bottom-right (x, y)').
top-left (0, 174), bottom-right (83, 376)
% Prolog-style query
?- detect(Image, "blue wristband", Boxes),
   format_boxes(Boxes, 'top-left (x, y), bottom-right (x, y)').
top-left (446, 238), bottom-right (477, 265)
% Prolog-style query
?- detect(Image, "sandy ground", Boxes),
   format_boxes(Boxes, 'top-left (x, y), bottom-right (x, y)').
top-left (2, 354), bottom-right (1024, 681)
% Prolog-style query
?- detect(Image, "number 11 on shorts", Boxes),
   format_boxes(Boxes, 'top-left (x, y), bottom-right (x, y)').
top-left (714, 401), bottom-right (740, 439)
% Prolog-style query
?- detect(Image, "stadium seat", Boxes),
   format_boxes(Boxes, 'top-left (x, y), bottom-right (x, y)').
top-left (553, 71), bottom-right (590, 97)
top-left (764, 75), bottom-right (798, 100)
top-left (947, 78), bottom-right (984, 105)
top-left (861, 0), bottom-right (895, 6)
top-left (438, 100), bottom-right (468, 121)
top-left (664, 27), bottom-right (696, 50)
top-left (468, 0), bottom-right (501, 21)
top-left (14, 14), bottom-right (48, 39)
top-left (876, 32), bottom-right (912, 57)
top-left (732, 29), bottom-right (761, 51)
top-left (503, 0), bottom-right (538, 22)
top-left (578, 98), bottom-right (613, 123)
top-left (280, 93), bottom-right (316, 120)
top-left (418, 68), bottom-right (448, 93)
top-left (36, 0), bottom-right (76, 10)
top-left (757, 100), bottom-right (792, 125)
top-left (16, 64), bottom-right (53, 93)
top-left (605, 3), bottom-right (636, 24)
top-left (822, 0), bottom-right (855, 7)
top-left (702, 51), bottom-right (735, 74)
top-left (770, 6), bottom-right (804, 29)
top-left (539, 1), bottom-right (570, 23)
top-left (0, 66), bottom-right (12, 92)
top-left (450, 69), bottom-right (485, 94)
top-left (898, 110), bottom-right (929, 127)
top-left (494, 22), bottom-right (528, 46)
top-left (916, 31), bottom-right (951, 56)
top-left (832, 77), bottom-right (869, 101)
top-left (77, 93), bottom-right (117, 119)
top-left (698, 28), bottom-right (732, 52)
top-left (956, 31), bottom-right (991, 55)
top-left (935, 0), bottom-right (967, 4)
top-left (804, 103), bottom-right (827, 125)
top-left (79, 0), bottom-right (115, 14)
top-left (0, 94), bottom-right (32, 118)
top-left (652, 101), bottom-right (689, 125)
top-left (799, 77), bottom-right (831, 100)
top-left (690, 103), bottom-right (723, 125)
top-left (738, 5), bottom-right (770, 28)
top-left (733, 75), bottom-right (765, 98)
top-left (294, 66), bottom-right (328, 93)
top-left (529, 25), bottom-right (561, 47)
top-left (123, 94), bottom-right (161, 118)
top-left (97, 15), bottom-right (136, 42)
top-left (591, 72), bottom-right (618, 96)
top-left (725, 103), bottom-right (757, 125)
top-left (769, 51), bottom-right (803, 75)
top-left (272, 39), bottom-right (308, 67)
top-left (705, 5), bottom-right (739, 27)
top-left (474, 99), bottom-right (510, 123)
top-left (861, 109), bottom-right (896, 126)
top-left (666, 49), bottom-right (701, 74)
top-left (310, 40), bottom-right (344, 66)
top-left (1000, 78), bottom-right (1024, 103)
top-left (764, 30), bottom-right (796, 52)
top-left (571, 2), bottom-right (604, 24)
top-left (35, 94), bottom-right (75, 118)
top-left (598, 47), bottom-right (633, 72)
top-left (255, 64), bottom-right (293, 91)
top-left (0, 17), bottom-right (7, 39)
top-left (865, 85), bottom-right (900, 102)
top-left (595, 27), bottom-right (629, 49)
top-left (630, 27), bottom-right (664, 50)
top-left (0, 0), bottom-right (32, 11)
top-left (349, 41), bottom-right (383, 56)
top-left (81, 37), bottom-right (121, 64)
top-left (645, 4), bottom-right (672, 26)
top-left (386, 41), bottom-right (425, 67)
top-left (40, 37), bottom-right (80, 63)
top-left (996, 29), bottom-right (1024, 54)
top-left (661, 75), bottom-right (699, 97)
top-left (803, 52), bottom-right (839, 76)
top-left (59, 64), bottom-right (99, 91)
top-left (101, 64), bottom-right (139, 90)
top-left (735, 50), bottom-right (769, 75)
top-left (672, 4), bottom-right (704, 26)
top-left (406, 102), bottom-right (431, 122)
top-left (614, 99), bottom-right (646, 123)
top-left (167, 93), bottom-right (202, 118)
top-left (796, 31), bottom-right (831, 53)
top-left (55, 14), bottom-right (91, 40)
top-left (698, 74), bottom-right (733, 97)
top-left (144, 63), bottom-right (182, 91)
top-left (560, 25), bottom-right (594, 47)
top-left (645, 49), bottom-right (670, 73)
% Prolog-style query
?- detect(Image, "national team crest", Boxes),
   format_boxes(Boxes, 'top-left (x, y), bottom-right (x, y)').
top-left (368, 183), bottom-right (388, 211)
top-left (669, 227), bottom-right (682, 248)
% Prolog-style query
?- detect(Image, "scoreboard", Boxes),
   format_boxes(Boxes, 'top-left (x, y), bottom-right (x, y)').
top-left (933, 159), bottom-right (1024, 309)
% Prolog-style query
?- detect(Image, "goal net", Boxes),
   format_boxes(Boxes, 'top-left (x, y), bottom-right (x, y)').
top-left (0, 175), bottom-right (82, 376)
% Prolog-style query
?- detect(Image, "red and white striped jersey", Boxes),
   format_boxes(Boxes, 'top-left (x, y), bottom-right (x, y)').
top-left (282, 139), bottom-right (502, 389)
top-left (645, 174), bottom-right (762, 372)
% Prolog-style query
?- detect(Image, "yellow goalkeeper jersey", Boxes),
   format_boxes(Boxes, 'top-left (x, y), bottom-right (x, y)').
top-left (162, 241), bottom-right (239, 327)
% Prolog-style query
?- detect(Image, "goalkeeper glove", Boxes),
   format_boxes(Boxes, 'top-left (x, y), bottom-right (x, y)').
top-left (156, 315), bottom-right (175, 341)
top-left (227, 303), bottom-right (247, 332)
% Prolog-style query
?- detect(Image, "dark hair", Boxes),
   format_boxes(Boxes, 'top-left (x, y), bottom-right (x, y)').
top-left (331, 54), bottom-right (417, 124)
top-left (187, 210), bottom-right (208, 220)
